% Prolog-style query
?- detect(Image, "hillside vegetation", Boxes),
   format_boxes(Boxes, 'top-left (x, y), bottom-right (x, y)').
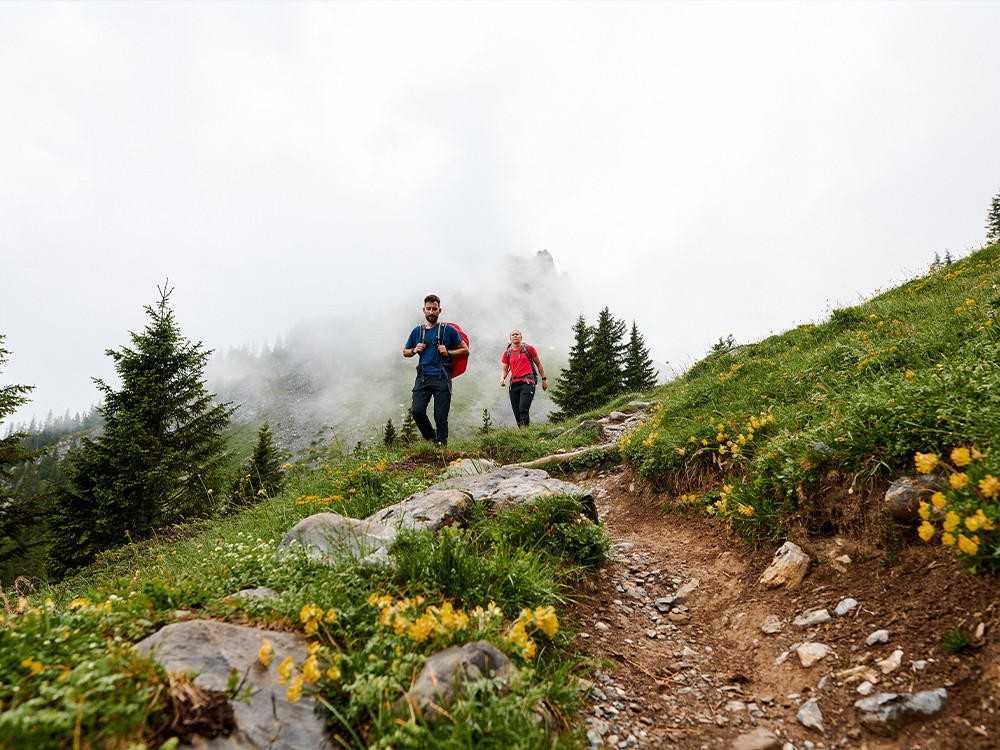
top-left (1, 241), bottom-right (998, 749)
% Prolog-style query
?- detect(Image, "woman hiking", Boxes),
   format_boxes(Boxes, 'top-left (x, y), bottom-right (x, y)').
top-left (500, 329), bottom-right (547, 428)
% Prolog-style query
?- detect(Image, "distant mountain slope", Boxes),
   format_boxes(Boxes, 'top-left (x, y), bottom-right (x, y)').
top-left (206, 251), bottom-right (582, 455)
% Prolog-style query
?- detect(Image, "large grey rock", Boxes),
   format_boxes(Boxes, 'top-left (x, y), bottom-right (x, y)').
top-left (563, 420), bottom-right (606, 440)
top-left (439, 457), bottom-right (497, 477)
top-left (367, 489), bottom-right (473, 532)
top-left (428, 465), bottom-right (597, 522)
top-left (758, 541), bottom-right (810, 589)
top-left (885, 475), bottom-right (940, 522)
top-left (398, 640), bottom-right (516, 723)
top-left (136, 620), bottom-right (329, 750)
top-left (277, 512), bottom-right (397, 565)
top-left (855, 688), bottom-right (948, 737)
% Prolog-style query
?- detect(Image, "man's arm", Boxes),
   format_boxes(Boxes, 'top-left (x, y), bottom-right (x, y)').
top-left (403, 329), bottom-right (424, 358)
top-left (437, 327), bottom-right (468, 358)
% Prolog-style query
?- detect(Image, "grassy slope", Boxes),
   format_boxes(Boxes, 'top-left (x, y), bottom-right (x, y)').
top-left (2, 241), bottom-right (998, 749)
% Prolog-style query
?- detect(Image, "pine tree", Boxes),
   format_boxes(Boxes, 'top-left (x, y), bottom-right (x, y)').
top-left (589, 307), bottom-right (627, 404)
top-left (0, 337), bottom-right (43, 567)
top-left (550, 315), bottom-right (597, 418)
top-left (479, 408), bottom-right (494, 435)
top-left (987, 189), bottom-right (1000, 242)
top-left (622, 320), bottom-right (658, 393)
top-left (383, 418), bottom-right (397, 446)
top-left (400, 409), bottom-right (418, 444)
top-left (49, 284), bottom-right (235, 576)
top-left (232, 422), bottom-right (286, 506)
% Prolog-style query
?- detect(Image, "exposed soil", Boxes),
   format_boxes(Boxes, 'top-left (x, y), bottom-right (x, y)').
top-left (565, 464), bottom-right (1000, 750)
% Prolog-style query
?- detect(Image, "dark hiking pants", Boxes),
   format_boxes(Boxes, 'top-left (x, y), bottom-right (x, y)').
top-left (412, 372), bottom-right (452, 445)
top-left (509, 380), bottom-right (536, 428)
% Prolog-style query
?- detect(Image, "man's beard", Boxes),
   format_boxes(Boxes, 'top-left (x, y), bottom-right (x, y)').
top-left (425, 313), bottom-right (439, 323)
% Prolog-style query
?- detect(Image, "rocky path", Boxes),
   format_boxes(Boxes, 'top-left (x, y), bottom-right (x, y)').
top-left (563, 458), bottom-right (1000, 750)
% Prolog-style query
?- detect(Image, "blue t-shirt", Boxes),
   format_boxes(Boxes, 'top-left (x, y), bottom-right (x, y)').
top-left (406, 323), bottom-right (462, 376)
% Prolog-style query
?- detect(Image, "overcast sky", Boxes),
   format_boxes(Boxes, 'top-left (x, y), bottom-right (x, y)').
top-left (3, 1), bottom-right (999, 426)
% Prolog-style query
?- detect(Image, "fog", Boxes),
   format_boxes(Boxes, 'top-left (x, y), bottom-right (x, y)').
top-left (2, 2), bottom-right (999, 428)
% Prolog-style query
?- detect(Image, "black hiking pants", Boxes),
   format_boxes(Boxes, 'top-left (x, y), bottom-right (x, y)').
top-left (509, 380), bottom-right (536, 428)
top-left (411, 371), bottom-right (452, 445)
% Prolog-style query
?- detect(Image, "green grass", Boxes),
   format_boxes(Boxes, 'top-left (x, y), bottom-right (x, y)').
top-left (618, 241), bottom-right (1000, 551)
top-left (0, 449), bottom-right (596, 749)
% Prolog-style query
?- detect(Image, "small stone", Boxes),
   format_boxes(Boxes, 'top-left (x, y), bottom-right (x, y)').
top-left (761, 615), bottom-right (783, 634)
top-left (797, 697), bottom-right (825, 733)
top-left (855, 688), bottom-right (948, 737)
top-left (731, 728), bottom-right (782, 750)
top-left (835, 598), bottom-right (858, 617)
top-left (866, 629), bottom-right (890, 646)
top-left (857, 681), bottom-right (875, 696)
top-left (759, 541), bottom-right (811, 589)
top-left (595, 622), bottom-right (610, 631)
top-left (793, 609), bottom-right (831, 628)
top-left (797, 642), bottom-right (830, 668)
top-left (877, 650), bottom-right (904, 675)
top-left (673, 578), bottom-right (701, 601)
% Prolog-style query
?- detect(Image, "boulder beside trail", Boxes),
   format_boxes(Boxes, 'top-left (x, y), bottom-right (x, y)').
top-left (136, 620), bottom-right (328, 750)
top-left (758, 541), bottom-right (811, 590)
top-left (367, 488), bottom-right (473, 531)
top-left (396, 640), bottom-right (516, 723)
top-left (428, 465), bottom-right (598, 522)
top-left (277, 512), bottom-right (397, 566)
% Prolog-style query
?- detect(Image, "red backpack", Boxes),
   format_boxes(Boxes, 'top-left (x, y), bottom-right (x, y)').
top-left (418, 322), bottom-right (470, 378)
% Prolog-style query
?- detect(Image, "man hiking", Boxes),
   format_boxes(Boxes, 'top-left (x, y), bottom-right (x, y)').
top-left (500, 328), bottom-right (547, 428)
top-left (403, 294), bottom-right (469, 446)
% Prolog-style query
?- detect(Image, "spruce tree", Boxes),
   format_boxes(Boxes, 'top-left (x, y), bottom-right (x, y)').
top-left (987, 189), bottom-right (1000, 242)
top-left (550, 315), bottom-right (597, 418)
top-left (0, 337), bottom-right (43, 567)
top-left (232, 422), bottom-right (286, 505)
top-left (479, 408), bottom-right (494, 435)
top-left (49, 284), bottom-right (235, 576)
top-left (400, 409), bottom-right (417, 444)
top-left (383, 418), bottom-right (397, 446)
top-left (622, 320), bottom-right (658, 393)
top-left (589, 307), bottom-right (627, 404)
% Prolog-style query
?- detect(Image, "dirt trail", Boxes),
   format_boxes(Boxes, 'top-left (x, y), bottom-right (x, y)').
top-left (566, 463), bottom-right (1000, 750)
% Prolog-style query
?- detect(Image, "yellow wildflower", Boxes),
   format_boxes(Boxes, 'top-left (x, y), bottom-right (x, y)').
top-left (302, 655), bottom-right (321, 684)
top-left (965, 509), bottom-right (995, 532)
top-left (931, 492), bottom-right (947, 511)
top-left (258, 639), bottom-right (273, 667)
top-left (326, 665), bottom-right (341, 681)
top-left (522, 639), bottom-right (537, 660)
top-left (914, 452), bottom-right (938, 474)
top-left (286, 675), bottom-right (304, 703)
top-left (951, 447), bottom-right (972, 467)
top-left (918, 502), bottom-right (930, 521)
top-left (324, 608), bottom-right (338, 624)
top-left (277, 656), bottom-right (294, 686)
top-left (979, 475), bottom-right (1000, 499)
top-left (943, 512), bottom-right (961, 533)
top-left (972, 447), bottom-right (983, 461)
top-left (918, 522), bottom-right (935, 542)
top-left (21, 658), bottom-right (43, 676)
top-left (408, 615), bottom-right (435, 643)
top-left (958, 534), bottom-right (979, 556)
top-left (942, 532), bottom-right (957, 546)
top-left (534, 605), bottom-right (559, 637)
top-left (950, 473), bottom-right (970, 490)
